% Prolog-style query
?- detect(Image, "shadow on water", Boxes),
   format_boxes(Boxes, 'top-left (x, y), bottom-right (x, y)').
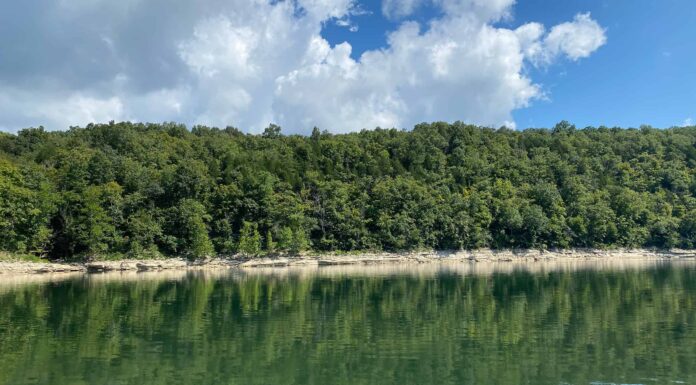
top-left (1, 259), bottom-right (696, 385)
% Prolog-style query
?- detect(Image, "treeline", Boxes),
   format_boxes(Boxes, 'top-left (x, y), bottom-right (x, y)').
top-left (2, 121), bottom-right (696, 260)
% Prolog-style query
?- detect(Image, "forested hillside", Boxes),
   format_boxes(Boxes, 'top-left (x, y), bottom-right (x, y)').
top-left (2, 121), bottom-right (696, 260)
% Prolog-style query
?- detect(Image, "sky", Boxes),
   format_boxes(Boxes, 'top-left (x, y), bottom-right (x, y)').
top-left (0, 0), bottom-right (693, 134)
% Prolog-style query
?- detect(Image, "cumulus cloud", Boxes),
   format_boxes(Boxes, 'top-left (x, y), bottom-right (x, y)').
top-left (0, 0), bottom-right (606, 133)
top-left (273, 17), bottom-right (542, 131)
top-left (0, 89), bottom-right (125, 129)
top-left (530, 13), bottom-right (607, 65)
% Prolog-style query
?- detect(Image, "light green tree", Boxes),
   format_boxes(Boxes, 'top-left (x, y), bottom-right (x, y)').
top-left (277, 227), bottom-right (294, 252)
top-left (265, 229), bottom-right (276, 252)
top-left (238, 221), bottom-right (261, 256)
top-left (176, 199), bottom-right (214, 259)
top-left (290, 228), bottom-right (310, 254)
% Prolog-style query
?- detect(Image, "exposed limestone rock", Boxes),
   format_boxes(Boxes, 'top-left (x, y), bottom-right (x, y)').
top-left (239, 258), bottom-right (290, 268)
top-left (1, 249), bottom-right (694, 275)
top-left (0, 262), bottom-right (85, 274)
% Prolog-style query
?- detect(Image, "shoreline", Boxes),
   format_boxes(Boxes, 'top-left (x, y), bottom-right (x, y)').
top-left (2, 248), bottom-right (696, 275)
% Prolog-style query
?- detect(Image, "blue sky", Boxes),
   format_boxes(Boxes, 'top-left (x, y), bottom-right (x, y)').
top-left (321, 0), bottom-right (696, 129)
top-left (511, 0), bottom-right (696, 129)
top-left (0, 0), bottom-right (693, 133)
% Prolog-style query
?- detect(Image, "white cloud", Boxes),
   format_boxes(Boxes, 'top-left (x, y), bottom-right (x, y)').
top-left (434, 0), bottom-right (515, 21)
top-left (532, 13), bottom-right (607, 64)
top-left (298, 0), bottom-right (357, 20)
top-left (179, 18), bottom-right (259, 79)
top-left (335, 17), bottom-right (359, 31)
top-left (382, 0), bottom-right (422, 19)
top-left (270, 6), bottom-right (604, 132)
top-left (515, 22), bottom-right (545, 60)
top-left (0, 89), bottom-right (126, 130)
top-left (273, 15), bottom-right (544, 132)
top-left (0, 0), bottom-right (606, 133)
top-left (381, 0), bottom-right (514, 21)
top-left (682, 118), bottom-right (693, 127)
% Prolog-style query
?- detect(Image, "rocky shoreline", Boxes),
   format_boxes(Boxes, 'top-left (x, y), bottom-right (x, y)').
top-left (1, 248), bottom-right (695, 275)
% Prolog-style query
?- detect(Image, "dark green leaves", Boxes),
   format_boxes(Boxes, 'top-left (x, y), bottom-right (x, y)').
top-left (2, 121), bottom-right (696, 259)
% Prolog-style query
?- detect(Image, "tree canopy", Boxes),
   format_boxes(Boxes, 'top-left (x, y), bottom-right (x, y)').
top-left (2, 120), bottom-right (696, 259)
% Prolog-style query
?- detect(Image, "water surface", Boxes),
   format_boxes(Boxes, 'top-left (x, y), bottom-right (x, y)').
top-left (1, 260), bottom-right (696, 385)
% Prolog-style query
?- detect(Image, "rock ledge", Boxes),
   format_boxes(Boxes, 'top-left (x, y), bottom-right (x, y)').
top-left (1, 249), bottom-right (694, 275)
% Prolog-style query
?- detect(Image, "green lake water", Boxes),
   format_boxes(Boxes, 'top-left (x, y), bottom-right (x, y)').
top-left (1, 261), bottom-right (696, 385)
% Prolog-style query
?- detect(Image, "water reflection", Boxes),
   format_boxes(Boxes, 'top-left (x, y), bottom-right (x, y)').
top-left (1, 260), bottom-right (695, 385)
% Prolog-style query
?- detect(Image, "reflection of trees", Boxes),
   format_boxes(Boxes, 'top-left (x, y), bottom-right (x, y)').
top-left (1, 265), bottom-right (695, 385)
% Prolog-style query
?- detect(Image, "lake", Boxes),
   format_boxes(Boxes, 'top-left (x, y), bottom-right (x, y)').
top-left (1, 260), bottom-right (696, 385)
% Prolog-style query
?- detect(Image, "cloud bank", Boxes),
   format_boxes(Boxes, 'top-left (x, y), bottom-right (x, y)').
top-left (0, 0), bottom-right (606, 133)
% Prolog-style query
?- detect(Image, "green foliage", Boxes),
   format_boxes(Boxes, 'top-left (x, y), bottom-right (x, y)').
top-left (265, 229), bottom-right (276, 252)
top-left (290, 228), bottom-right (310, 254)
top-left (170, 199), bottom-right (214, 259)
top-left (74, 182), bottom-right (123, 254)
top-left (262, 124), bottom-right (282, 139)
top-left (125, 209), bottom-right (163, 258)
top-left (276, 226), bottom-right (310, 254)
top-left (0, 251), bottom-right (46, 263)
top-left (277, 227), bottom-right (294, 252)
top-left (0, 158), bottom-right (56, 254)
top-left (238, 221), bottom-right (261, 256)
top-left (2, 121), bottom-right (696, 259)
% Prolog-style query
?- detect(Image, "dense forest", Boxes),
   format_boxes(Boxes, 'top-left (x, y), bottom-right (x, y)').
top-left (2, 121), bottom-right (696, 260)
